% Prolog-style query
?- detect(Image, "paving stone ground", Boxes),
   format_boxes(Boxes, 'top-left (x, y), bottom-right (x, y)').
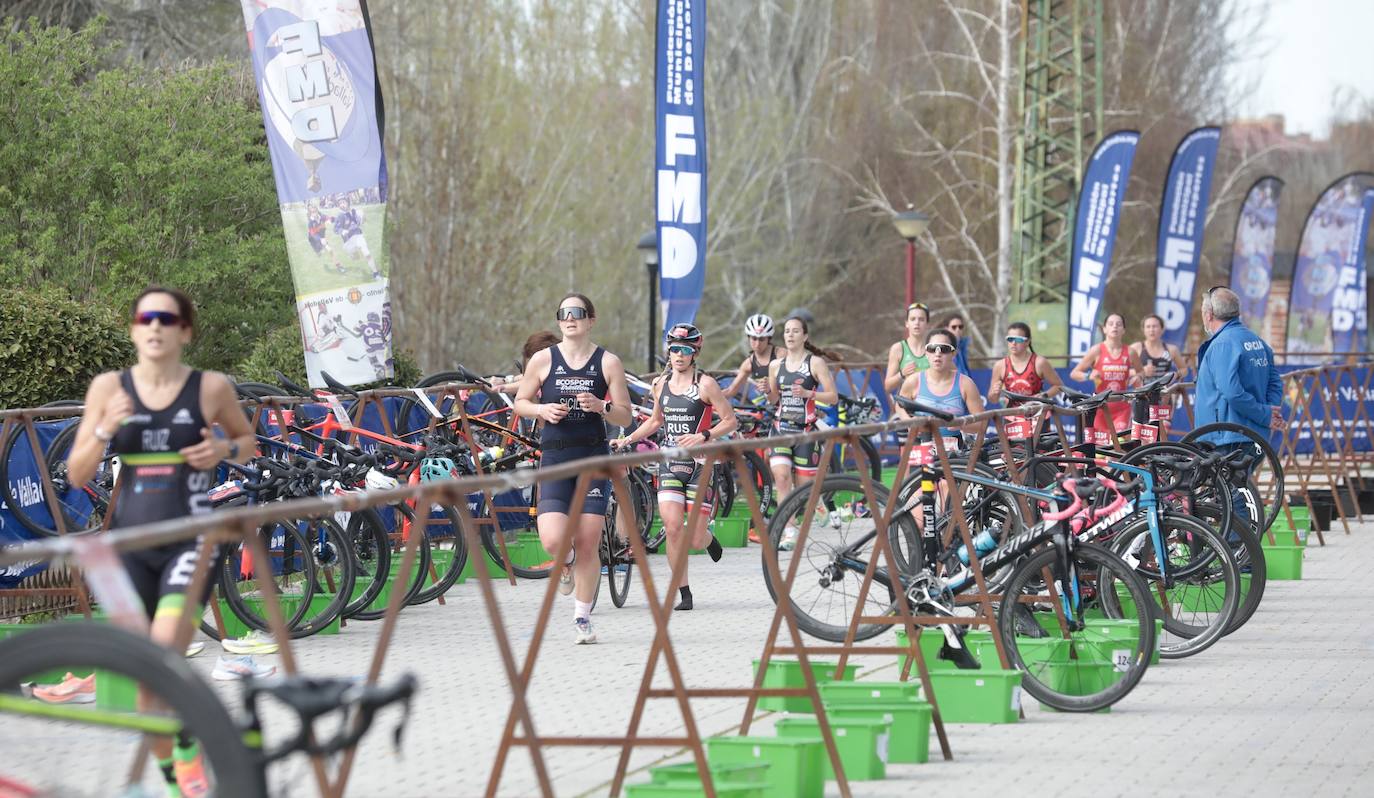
top-left (3, 523), bottom-right (1372, 796)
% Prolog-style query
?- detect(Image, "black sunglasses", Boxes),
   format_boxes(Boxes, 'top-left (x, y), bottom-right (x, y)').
top-left (556, 306), bottom-right (590, 321)
top-left (133, 310), bottom-right (185, 328)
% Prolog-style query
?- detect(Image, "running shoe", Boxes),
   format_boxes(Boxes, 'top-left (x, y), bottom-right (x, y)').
top-left (558, 566), bottom-right (575, 596)
top-left (778, 525), bottom-right (800, 552)
top-left (211, 655), bottom-right (276, 682)
top-left (221, 630), bottom-right (279, 656)
top-left (827, 509), bottom-right (843, 528)
top-left (573, 617), bottom-right (597, 645)
top-left (174, 753), bottom-right (211, 798)
top-left (31, 672), bottom-right (95, 705)
top-left (184, 641), bottom-right (206, 658)
top-left (748, 529), bottom-right (762, 544)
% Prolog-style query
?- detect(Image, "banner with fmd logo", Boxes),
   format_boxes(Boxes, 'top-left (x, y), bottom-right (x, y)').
top-left (1285, 173), bottom-right (1374, 364)
top-left (1154, 126), bottom-right (1219, 348)
top-left (1228, 177), bottom-right (1284, 324)
top-left (1068, 131), bottom-right (1139, 357)
top-left (240, 0), bottom-right (393, 387)
top-left (654, 0), bottom-right (707, 334)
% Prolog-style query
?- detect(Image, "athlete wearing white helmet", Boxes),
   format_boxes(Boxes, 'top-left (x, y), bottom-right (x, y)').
top-left (725, 314), bottom-right (785, 403)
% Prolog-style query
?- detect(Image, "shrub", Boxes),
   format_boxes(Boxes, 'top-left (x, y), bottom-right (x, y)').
top-left (0, 288), bottom-right (135, 408)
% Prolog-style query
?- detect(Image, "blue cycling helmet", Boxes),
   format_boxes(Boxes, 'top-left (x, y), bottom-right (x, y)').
top-left (419, 457), bottom-right (456, 483)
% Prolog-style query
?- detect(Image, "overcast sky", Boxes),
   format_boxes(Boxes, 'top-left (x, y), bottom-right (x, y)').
top-left (1232, 0), bottom-right (1374, 137)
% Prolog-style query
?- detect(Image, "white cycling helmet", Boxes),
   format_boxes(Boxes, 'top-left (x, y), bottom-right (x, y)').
top-left (743, 314), bottom-right (775, 338)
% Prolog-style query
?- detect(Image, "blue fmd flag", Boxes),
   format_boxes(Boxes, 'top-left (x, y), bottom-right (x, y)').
top-left (1286, 173), bottom-right (1374, 364)
top-left (1069, 131), bottom-right (1140, 357)
top-left (1228, 176), bottom-right (1284, 324)
top-left (1330, 189), bottom-right (1374, 354)
top-left (655, 0), bottom-right (707, 334)
top-left (1154, 126), bottom-right (1220, 349)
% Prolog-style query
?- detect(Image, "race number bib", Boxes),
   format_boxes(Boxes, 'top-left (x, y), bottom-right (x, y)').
top-left (908, 437), bottom-right (962, 466)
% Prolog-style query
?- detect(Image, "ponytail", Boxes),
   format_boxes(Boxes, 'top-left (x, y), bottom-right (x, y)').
top-left (803, 340), bottom-right (842, 362)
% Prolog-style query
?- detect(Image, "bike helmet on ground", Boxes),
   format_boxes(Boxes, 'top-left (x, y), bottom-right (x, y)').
top-left (666, 323), bottom-right (703, 352)
top-left (743, 314), bottom-right (775, 338)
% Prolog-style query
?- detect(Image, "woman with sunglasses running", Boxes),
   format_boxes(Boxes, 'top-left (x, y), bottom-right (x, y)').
top-left (884, 302), bottom-right (931, 392)
top-left (988, 322), bottom-right (1063, 406)
top-left (767, 316), bottom-right (839, 551)
top-left (1070, 312), bottom-right (1144, 444)
top-left (724, 314), bottom-right (783, 405)
top-left (1130, 314), bottom-right (1188, 380)
top-left (66, 287), bottom-right (255, 798)
top-left (612, 325), bottom-right (737, 610)
top-left (895, 328), bottom-right (986, 434)
top-left (515, 294), bottom-right (633, 644)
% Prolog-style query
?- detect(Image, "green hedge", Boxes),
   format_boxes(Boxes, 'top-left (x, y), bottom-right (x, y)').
top-left (233, 323), bottom-right (420, 389)
top-left (0, 288), bottom-right (135, 408)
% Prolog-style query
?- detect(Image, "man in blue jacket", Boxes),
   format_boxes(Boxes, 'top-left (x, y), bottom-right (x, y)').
top-left (1194, 287), bottom-right (1284, 523)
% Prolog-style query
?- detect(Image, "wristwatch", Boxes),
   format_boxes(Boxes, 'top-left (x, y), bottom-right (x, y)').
top-left (602, 399), bottom-right (612, 415)
top-left (93, 426), bottom-right (113, 443)
top-left (702, 429), bottom-right (712, 441)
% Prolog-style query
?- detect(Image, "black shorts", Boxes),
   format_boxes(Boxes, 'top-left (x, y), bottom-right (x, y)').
top-left (120, 539), bottom-right (215, 620)
top-left (770, 441), bottom-right (821, 476)
top-left (308, 233), bottom-right (327, 253)
top-left (537, 444), bottom-right (611, 516)
top-left (656, 458), bottom-right (711, 509)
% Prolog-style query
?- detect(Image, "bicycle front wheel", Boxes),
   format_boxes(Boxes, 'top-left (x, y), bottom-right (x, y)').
top-left (997, 542), bottom-right (1156, 713)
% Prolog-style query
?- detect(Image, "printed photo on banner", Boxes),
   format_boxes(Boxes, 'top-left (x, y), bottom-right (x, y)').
top-left (281, 187), bottom-right (388, 295)
top-left (1286, 175), bottom-right (1374, 362)
top-left (1230, 178), bottom-right (1281, 324)
top-left (297, 284), bottom-right (393, 386)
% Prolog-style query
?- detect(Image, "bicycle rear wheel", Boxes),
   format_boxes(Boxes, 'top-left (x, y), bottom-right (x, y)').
top-left (0, 420), bottom-right (109, 537)
top-left (603, 506), bottom-right (634, 608)
top-left (411, 502), bottom-right (470, 604)
top-left (997, 542), bottom-right (1156, 713)
top-left (215, 521), bottom-right (318, 638)
top-left (0, 623), bottom-right (262, 797)
top-left (1182, 422), bottom-right (1283, 534)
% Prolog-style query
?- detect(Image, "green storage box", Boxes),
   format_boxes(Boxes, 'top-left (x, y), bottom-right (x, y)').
top-left (818, 681), bottom-right (921, 704)
top-left (1262, 542), bottom-right (1303, 580)
top-left (706, 736), bottom-right (824, 798)
top-left (895, 627), bottom-right (992, 672)
top-left (0, 623), bottom-right (96, 685)
top-left (922, 669), bottom-right (1022, 724)
top-left (626, 780), bottom-right (765, 798)
top-left (95, 669), bottom-right (138, 712)
top-left (1035, 659), bottom-right (1117, 712)
top-left (774, 716), bottom-right (889, 781)
top-left (218, 591), bottom-right (338, 640)
top-left (713, 517), bottom-right (750, 548)
top-left (827, 701), bottom-right (931, 764)
top-left (650, 762), bottom-right (770, 786)
top-left (752, 659), bottom-right (858, 713)
top-left (1081, 617), bottom-right (1164, 666)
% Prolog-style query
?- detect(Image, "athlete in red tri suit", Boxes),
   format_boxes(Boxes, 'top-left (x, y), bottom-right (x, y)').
top-left (1070, 313), bottom-right (1144, 443)
top-left (987, 322), bottom-right (1063, 406)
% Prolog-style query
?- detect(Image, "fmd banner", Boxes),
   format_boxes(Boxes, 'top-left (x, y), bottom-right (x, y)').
top-left (1228, 177), bottom-right (1283, 324)
top-left (240, 0), bottom-right (394, 387)
top-left (1069, 131), bottom-right (1140, 356)
top-left (1154, 126), bottom-right (1220, 348)
top-left (1286, 173), bottom-right (1374, 363)
top-left (655, 0), bottom-right (707, 334)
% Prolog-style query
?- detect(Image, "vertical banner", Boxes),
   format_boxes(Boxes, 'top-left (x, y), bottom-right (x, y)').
top-left (1153, 126), bottom-right (1220, 348)
top-left (240, 0), bottom-right (393, 387)
top-left (655, 0), bottom-right (707, 334)
top-left (1286, 173), bottom-right (1374, 363)
top-left (1227, 177), bottom-right (1284, 324)
top-left (1069, 130), bottom-right (1140, 356)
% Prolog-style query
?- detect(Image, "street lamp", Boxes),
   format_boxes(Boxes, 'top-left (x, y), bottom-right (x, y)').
top-left (637, 230), bottom-right (659, 374)
top-left (892, 207), bottom-right (931, 308)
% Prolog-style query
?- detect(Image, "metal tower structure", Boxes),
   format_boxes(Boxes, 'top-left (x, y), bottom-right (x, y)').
top-left (1009, 0), bottom-right (1103, 357)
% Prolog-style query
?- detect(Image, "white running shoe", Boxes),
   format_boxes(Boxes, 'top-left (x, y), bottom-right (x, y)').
top-left (221, 630), bottom-right (279, 656)
top-left (573, 617), bottom-right (597, 645)
top-left (778, 525), bottom-right (800, 552)
top-left (184, 641), bottom-right (206, 658)
top-left (558, 566), bottom-right (575, 596)
top-left (211, 655), bottom-right (277, 682)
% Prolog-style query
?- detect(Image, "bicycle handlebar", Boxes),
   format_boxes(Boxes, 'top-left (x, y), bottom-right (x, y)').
top-left (893, 395), bottom-right (955, 421)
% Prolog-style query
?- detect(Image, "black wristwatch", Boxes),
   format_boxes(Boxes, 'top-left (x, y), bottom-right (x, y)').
top-left (702, 429), bottom-right (712, 441)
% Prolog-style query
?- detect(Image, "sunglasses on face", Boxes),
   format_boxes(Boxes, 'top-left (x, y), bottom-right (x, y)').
top-left (1005, 335), bottom-right (1028, 344)
top-left (667, 344), bottom-right (697, 356)
top-left (556, 306), bottom-right (589, 321)
top-left (133, 310), bottom-right (184, 328)
top-left (925, 343), bottom-right (956, 355)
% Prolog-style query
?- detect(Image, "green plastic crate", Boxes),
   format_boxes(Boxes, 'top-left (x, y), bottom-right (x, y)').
top-left (752, 659), bottom-right (858, 712)
top-left (895, 627), bottom-right (992, 672)
top-left (1080, 617), bottom-right (1164, 666)
top-left (217, 592), bottom-right (333, 640)
top-left (0, 624), bottom-right (96, 685)
top-left (827, 701), bottom-right (931, 764)
top-left (922, 669), bottom-right (1022, 724)
top-left (713, 517), bottom-right (750, 548)
top-left (775, 716), bottom-right (889, 780)
top-left (626, 780), bottom-right (766, 798)
top-left (1035, 659), bottom-right (1117, 712)
top-left (1262, 543), bottom-right (1303, 580)
top-left (818, 681), bottom-right (921, 704)
top-left (650, 762), bottom-right (770, 786)
top-left (706, 736), bottom-right (824, 798)
top-left (95, 669), bottom-right (138, 712)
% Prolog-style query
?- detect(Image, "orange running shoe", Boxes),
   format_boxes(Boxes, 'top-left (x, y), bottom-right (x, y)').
top-left (31, 672), bottom-right (95, 705)
top-left (174, 751), bottom-right (211, 798)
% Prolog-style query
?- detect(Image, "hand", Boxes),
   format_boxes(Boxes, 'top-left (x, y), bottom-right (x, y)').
top-left (103, 389), bottom-right (135, 430)
top-left (538, 403), bottom-right (569, 424)
top-left (901, 363), bottom-right (917, 377)
top-left (576, 392), bottom-right (606, 413)
top-left (179, 427), bottom-right (230, 470)
top-left (1270, 407), bottom-right (1286, 432)
top-left (674, 433), bottom-right (706, 448)
top-left (1142, 363), bottom-right (1156, 377)
top-left (610, 437), bottom-right (630, 451)
top-left (751, 378), bottom-right (769, 394)
top-left (790, 381), bottom-right (807, 398)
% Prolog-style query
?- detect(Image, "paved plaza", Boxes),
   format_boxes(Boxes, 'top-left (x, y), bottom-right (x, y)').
top-left (4, 522), bottom-right (1373, 796)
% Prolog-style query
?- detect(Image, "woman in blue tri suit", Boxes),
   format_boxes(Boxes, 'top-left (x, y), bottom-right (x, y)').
top-left (514, 293), bottom-right (633, 645)
top-left (612, 324), bottom-right (736, 610)
top-left (894, 327), bottom-right (986, 439)
top-left (66, 286), bottom-right (255, 798)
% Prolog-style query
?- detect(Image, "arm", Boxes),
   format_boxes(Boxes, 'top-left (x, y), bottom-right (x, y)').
top-left (1126, 346), bottom-right (1146, 386)
top-left (1215, 341), bottom-right (1278, 428)
top-left (986, 360), bottom-right (1006, 405)
top-left (66, 372), bottom-right (124, 488)
top-left (891, 373), bottom-right (921, 419)
top-left (593, 353), bottom-right (636, 428)
top-left (766, 359), bottom-right (782, 404)
top-left (809, 356), bottom-right (839, 405)
top-left (675, 376), bottom-right (738, 448)
top-left (722, 357), bottom-right (752, 399)
top-left (1132, 343), bottom-right (1154, 377)
top-left (1168, 345), bottom-right (1189, 380)
top-left (883, 343), bottom-right (904, 392)
top-left (613, 377), bottom-right (665, 447)
top-left (514, 349), bottom-right (567, 425)
top-left (959, 375), bottom-right (986, 435)
top-left (179, 372), bottom-right (255, 470)
top-left (1069, 345), bottom-right (1098, 383)
top-left (1037, 356), bottom-right (1064, 398)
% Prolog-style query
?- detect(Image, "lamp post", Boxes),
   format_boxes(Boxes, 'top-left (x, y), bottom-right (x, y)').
top-left (892, 208), bottom-right (932, 308)
top-left (637, 231), bottom-right (659, 374)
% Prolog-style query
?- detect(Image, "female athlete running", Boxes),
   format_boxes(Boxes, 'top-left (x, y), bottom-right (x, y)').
top-left (514, 294), bottom-right (633, 644)
top-left (66, 286), bottom-right (255, 797)
top-left (1131, 314), bottom-right (1188, 379)
top-left (895, 328), bottom-right (986, 437)
top-left (612, 325), bottom-right (737, 610)
top-left (884, 302), bottom-right (931, 392)
top-left (724, 314), bottom-right (784, 404)
top-left (1070, 312), bottom-right (1144, 444)
top-left (987, 322), bottom-right (1063, 405)
top-left (767, 316), bottom-right (839, 551)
